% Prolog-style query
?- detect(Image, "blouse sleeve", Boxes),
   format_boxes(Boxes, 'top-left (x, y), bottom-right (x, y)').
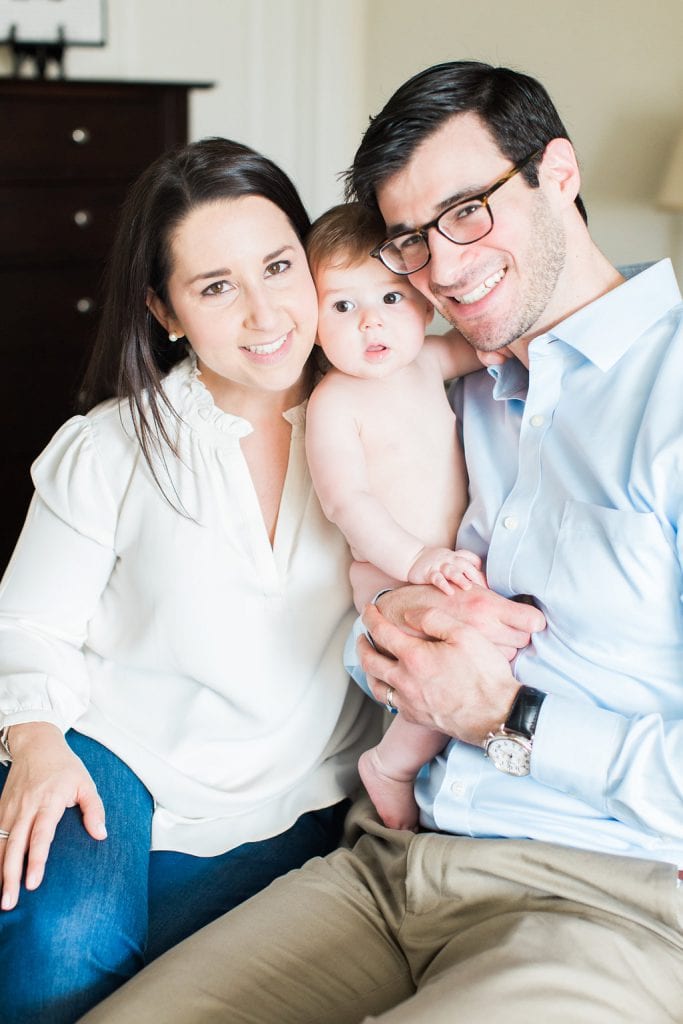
top-left (0, 415), bottom-right (119, 741)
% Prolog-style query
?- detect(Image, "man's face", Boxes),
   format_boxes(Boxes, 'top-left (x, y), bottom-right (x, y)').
top-left (375, 112), bottom-right (567, 354)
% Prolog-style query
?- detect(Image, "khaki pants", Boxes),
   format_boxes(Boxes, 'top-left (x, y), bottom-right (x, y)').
top-left (80, 798), bottom-right (683, 1023)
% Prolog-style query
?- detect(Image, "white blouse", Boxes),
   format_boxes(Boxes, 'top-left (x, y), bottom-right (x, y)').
top-left (0, 357), bottom-right (379, 855)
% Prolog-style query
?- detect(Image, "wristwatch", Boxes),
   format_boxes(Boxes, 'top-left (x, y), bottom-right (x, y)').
top-left (484, 685), bottom-right (547, 776)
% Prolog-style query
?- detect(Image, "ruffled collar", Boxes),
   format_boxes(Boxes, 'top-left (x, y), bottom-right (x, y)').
top-left (163, 353), bottom-right (308, 441)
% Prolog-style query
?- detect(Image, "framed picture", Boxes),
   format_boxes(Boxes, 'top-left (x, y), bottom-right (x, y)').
top-left (0, 0), bottom-right (107, 46)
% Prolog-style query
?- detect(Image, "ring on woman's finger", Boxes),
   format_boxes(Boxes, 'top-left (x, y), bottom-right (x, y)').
top-left (0, 828), bottom-right (9, 840)
top-left (384, 686), bottom-right (398, 714)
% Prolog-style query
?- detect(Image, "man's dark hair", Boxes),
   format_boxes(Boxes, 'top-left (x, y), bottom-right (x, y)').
top-left (346, 60), bottom-right (587, 225)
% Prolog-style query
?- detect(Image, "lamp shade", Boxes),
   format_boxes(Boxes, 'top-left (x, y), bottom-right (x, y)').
top-left (659, 130), bottom-right (683, 211)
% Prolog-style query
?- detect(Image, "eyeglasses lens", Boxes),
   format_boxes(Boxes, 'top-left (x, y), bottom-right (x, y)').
top-left (380, 202), bottom-right (493, 274)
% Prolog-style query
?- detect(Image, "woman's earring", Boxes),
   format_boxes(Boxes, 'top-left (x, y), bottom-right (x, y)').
top-left (169, 332), bottom-right (179, 343)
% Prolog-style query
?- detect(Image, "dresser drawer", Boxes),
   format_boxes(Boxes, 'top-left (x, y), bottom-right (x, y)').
top-left (0, 82), bottom-right (187, 181)
top-left (0, 78), bottom-right (203, 572)
top-left (4, 263), bottom-right (104, 340)
top-left (0, 184), bottom-right (127, 265)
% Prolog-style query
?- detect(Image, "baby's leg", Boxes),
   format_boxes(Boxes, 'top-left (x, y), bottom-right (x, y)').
top-left (359, 718), bottom-right (449, 831)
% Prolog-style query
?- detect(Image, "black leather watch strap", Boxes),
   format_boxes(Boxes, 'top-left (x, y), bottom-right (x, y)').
top-left (505, 685), bottom-right (547, 739)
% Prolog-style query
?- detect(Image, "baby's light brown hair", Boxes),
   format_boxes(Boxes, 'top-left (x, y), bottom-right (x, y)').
top-left (306, 202), bottom-right (387, 279)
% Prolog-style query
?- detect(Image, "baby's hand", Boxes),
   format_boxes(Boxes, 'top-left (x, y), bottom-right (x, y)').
top-left (477, 347), bottom-right (513, 367)
top-left (407, 547), bottom-right (487, 595)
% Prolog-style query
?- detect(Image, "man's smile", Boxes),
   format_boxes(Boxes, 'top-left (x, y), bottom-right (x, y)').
top-left (452, 267), bottom-right (507, 305)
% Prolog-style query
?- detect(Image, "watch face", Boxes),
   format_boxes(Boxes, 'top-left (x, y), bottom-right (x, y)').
top-left (487, 737), bottom-right (531, 776)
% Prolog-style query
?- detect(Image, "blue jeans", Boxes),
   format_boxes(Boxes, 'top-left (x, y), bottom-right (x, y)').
top-left (0, 731), bottom-right (349, 1024)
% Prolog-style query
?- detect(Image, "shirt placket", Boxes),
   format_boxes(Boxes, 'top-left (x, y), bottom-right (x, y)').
top-left (218, 416), bottom-right (308, 597)
top-left (214, 440), bottom-right (282, 595)
top-left (271, 418), bottom-right (309, 582)
top-left (487, 340), bottom-right (563, 597)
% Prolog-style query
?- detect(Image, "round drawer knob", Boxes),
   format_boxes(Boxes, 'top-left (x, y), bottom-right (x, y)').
top-left (71, 127), bottom-right (91, 145)
top-left (76, 297), bottom-right (95, 315)
top-left (73, 209), bottom-right (93, 228)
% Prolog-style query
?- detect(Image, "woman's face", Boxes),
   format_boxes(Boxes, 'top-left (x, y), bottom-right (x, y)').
top-left (151, 195), bottom-right (318, 409)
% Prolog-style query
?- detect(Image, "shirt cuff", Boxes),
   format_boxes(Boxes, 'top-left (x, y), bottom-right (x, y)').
top-left (343, 616), bottom-right (372, 698)
top-left (531, 693), bottom-right (626, 811)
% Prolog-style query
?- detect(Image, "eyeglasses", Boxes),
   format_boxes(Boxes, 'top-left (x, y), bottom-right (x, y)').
top-left (371, 149), bottom-right (543, 276)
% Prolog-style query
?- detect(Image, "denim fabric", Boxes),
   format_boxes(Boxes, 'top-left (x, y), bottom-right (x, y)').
top-left (145, 798), bottom-right (349, 962)
top-left (0, 731), bottom-right (349, 1024)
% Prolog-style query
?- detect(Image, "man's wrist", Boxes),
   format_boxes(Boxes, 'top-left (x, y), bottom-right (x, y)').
top-left (483, 686), bottom-right (547, 777)
top-left (505, 685), bottom-right (547, 739)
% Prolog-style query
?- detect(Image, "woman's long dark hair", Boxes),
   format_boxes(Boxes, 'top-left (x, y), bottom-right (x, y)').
top-left (80, 137), bottom-right (312, 479)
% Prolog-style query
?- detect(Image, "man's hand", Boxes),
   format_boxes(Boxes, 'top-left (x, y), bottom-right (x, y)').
top-left (374, 584), bottom-right (544, 659)
top-left (360, 602), bottom-right (522, 745)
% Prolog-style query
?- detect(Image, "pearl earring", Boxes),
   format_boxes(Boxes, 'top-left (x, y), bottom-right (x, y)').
top-left (169, 332), bottom-right (179, 343)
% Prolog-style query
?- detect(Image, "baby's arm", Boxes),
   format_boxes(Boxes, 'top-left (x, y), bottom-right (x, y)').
top-left (306, 374), bottom-right (486, 600)
top-left (425, 326), bottom-right (482, 380)
top-left (306, 376), bottom-right (427, 581)
top-left (425, 326), bottom-right (512, 380)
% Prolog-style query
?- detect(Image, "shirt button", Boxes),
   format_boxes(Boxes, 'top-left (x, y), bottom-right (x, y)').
top-left (450, 779), bottom-right (466, 797)
top-left (503, 515), bottom-right (518, 530)
top-left (530, 414), bottom-right (545, 427)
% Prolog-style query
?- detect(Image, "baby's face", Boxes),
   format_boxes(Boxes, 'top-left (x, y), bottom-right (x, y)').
top-left (314, 255), bottom-right (432, 379)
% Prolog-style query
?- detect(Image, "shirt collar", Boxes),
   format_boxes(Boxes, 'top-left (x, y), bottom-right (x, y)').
top-left (487, 259), bottom-right (681, 395)
top-left (487, 358), bottom-right (528, 401)
top-left (545, 259), bottom-right (681, 371)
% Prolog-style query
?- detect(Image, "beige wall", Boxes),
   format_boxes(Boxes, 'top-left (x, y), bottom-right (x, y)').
top-left (364, 0), bottom-right (683, 274)
top-left (3, 0), bottom-right (682, 272)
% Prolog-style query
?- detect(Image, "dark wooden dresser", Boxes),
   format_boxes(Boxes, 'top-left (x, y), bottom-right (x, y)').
top-left (0, 79), bottom-right (208, 571)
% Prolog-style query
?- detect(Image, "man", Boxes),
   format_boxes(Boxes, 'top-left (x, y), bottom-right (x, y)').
top-left (81, 61), bottom-right (683, 1022)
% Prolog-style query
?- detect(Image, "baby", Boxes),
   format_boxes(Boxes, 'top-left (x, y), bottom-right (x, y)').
top-left (305, 203), bottom-right (487, 830)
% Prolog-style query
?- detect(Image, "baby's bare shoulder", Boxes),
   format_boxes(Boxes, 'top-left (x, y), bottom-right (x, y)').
top-left (310, 368), bottom-right (364, 410)
top-left (307, 370), bottom-right (376, 438)
top-left (314, 367), bottom-right (366, 397)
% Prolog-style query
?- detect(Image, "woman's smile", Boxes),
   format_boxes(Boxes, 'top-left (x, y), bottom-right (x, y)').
top-left (240, 331), bottom-right (292, 358)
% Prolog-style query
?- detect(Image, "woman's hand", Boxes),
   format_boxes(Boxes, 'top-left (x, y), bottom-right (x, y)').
top-left (0, 723), bottom-right (107, 910)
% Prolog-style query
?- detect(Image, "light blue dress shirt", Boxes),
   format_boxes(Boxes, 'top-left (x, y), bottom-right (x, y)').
top-left (345, 259), bottom-right (683, 868)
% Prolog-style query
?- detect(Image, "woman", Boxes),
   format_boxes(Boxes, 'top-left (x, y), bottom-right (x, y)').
top-left (0, 138), bottom-right (380, 1023)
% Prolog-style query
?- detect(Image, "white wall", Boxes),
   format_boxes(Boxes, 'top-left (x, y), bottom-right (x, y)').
top-left (3, 0), bottom-right (682, 272)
